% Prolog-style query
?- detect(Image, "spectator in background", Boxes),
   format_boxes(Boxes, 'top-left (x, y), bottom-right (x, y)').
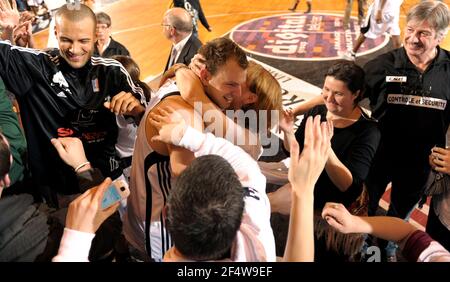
top-left (173, 0), bottom-right (211, 38)
top-left (162, 7), bottom-right (202, 72)
top-left (363, 0), bottom-right (450, 261)
top-left (94, 12), bottom-right (130, 57)
top-left (343, 0), bottom-right (367, 29)
top-left (342, 0), bottom-right (403, 61)
top-left (288, 0), bottom-right (312, 14)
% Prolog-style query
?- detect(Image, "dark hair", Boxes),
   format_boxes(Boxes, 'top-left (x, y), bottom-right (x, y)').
top-left (166, 155), bottom-right (244, 261)
top-left (111, 55), bottom-right (152, 101)
top-left (95, 12), bottom-right (112, 27)
top-left (197, 37), bottom-right (248, 75)
top-left (325, 60), bottom-right (365, 103)
top-left (0, 133), bottom-right (11, 180)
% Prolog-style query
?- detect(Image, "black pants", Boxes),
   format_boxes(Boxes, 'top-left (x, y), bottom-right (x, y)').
top-left (366, 141), bottom-right (427, 219)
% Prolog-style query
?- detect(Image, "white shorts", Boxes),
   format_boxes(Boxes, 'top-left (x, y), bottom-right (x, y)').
top-left (362, 2), bottom-right (401, 39)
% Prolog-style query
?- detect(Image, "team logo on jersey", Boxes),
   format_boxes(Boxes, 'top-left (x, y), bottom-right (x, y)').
top-left (92, 78), bottom-right (100, 93)
top-left (230, 13), bottom-right (388, 61)
top-left (52, 71), bottom-right (69, 89)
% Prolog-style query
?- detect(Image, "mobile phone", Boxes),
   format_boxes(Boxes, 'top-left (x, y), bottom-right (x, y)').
top-left (101, 180), bottom-right (130, 209)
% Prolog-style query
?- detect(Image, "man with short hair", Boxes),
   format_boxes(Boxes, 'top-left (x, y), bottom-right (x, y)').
top-left (0, 2), bottom-right (145, 207)
top-left (364, 0), bottom-right (450, 261)
top-left (162, 7), bottom-right (202, 72)
top-left (94, 11), bottom-right (130, 57)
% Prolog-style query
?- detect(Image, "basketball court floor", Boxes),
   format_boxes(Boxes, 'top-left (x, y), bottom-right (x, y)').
top-left (32, 0), bottom-right (450, 230)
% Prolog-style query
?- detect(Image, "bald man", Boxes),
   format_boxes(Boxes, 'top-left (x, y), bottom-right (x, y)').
top-left (163, 7), bottom-right (202, 72)
top-left (0, 3), bottom-right (145, 207)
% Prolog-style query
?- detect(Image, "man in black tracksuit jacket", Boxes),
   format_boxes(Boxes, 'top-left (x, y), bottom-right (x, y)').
top-left (0, 4), bottom-right (145, 207)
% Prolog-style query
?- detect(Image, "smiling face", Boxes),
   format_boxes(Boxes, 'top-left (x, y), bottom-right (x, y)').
top-left (404, 19), bottom-right (443, 59)
top-left (96, 23), bottom-right (110, 42)
top-left (55, 16), bottom-right (96, 69)
top-left (322, 76), bottom-right (359, 117)
top-left (202, 58), bottom-right (247, 110)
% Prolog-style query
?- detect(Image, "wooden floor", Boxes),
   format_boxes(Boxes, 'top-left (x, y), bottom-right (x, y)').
top-left (33, 0), bottom-right (450, 81)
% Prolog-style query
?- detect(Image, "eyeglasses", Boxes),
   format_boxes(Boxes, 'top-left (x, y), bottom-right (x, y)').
top-left (161, 23), bottom-right (172, 28)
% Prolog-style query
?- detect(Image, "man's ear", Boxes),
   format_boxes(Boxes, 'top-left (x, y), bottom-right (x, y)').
top-left (199, 67), bottom-right (211, 86)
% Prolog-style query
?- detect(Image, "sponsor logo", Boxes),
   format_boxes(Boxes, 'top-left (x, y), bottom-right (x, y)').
top-left (57, 128), bottom-right (74, 137)
top-left (230, 13), bottom-right (388, 61)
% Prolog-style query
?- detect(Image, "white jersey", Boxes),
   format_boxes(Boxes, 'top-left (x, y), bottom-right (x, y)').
top-left (123, 82), bottom-right (180, 261)
top-left (164, 126), bottom-right (276, 262)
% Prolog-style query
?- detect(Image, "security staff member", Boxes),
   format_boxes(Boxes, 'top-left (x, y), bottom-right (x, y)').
top-left (363, 0), bottom-right (450, 248)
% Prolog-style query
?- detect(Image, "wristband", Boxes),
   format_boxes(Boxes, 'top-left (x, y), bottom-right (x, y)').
top-left (74, 161), bottom-right (90, 173)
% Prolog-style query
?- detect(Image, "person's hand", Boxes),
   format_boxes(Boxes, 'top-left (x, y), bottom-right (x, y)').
top-left (159, 63), bottom-right (188, 87)
top-left (430, 146), bottom-right (450, 175)
top-left (375, 10), bottom-right (382, 24)
top-left (207, 27), bottom-right (212, 32)
top-left (279, 108), bottom-right (295, 134)
top-left (321, 202), bottom-right (358, 234)
top-left (189, 53), bottom-right (206, 77)
top-left (0, 0), bottom-right (19, 31)
top-left (149, 106), bottom-right (187, 145)
top-left (12, 20), bottom-right (30, 47)
top-left (51, 137), bottom-right (90, 172)
top-left (267, 183), bottom-right (292, 215)
top-left (104, 91), bottom-right (145, 118)
top-left (65, 178), bottom-right (119, 233)
top-left (288, 115), bottom-right (332, 197)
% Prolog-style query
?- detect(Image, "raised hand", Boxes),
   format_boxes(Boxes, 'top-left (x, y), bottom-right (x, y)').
top-left (0, 0), bottom-right (19, 30)
top-left (279, 108), bottom-right (295, 134)
top-left (288, 115), bottom-right (332, 197)
top-left (189, 53), bottom-right (206, 77)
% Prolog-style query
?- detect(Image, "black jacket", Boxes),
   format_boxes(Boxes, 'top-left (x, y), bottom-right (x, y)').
top-left (164, 34), bottom-right (202, 72)
top-left (94, 37), bottom-right (130, 58)
top-left (0, 41), bottom-right (144, 205)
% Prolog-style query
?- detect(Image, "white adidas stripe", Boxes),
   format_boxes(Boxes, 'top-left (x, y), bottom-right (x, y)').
top-left (1, 40), bottom-right (48, 56)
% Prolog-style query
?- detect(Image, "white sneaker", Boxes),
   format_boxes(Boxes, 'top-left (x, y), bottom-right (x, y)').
top-left (341, 51), bottom-right (356, 61)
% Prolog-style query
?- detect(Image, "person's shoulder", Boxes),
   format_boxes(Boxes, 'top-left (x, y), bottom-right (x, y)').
top-left (189, 35), bottom-right (203, 46)
top-left (367, 50), bottom-right (396, 66)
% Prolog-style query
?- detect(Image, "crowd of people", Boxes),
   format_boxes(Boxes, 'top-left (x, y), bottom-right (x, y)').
top-left (0, 0), bottom-right (449, 263)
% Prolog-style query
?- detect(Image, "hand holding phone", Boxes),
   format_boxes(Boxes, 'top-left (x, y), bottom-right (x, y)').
top-left (101, 180), bottom-right (130, 209)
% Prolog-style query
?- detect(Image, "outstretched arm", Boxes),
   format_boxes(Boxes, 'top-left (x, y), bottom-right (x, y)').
top-left (321, 202), bottom-right (416, 247)
top-left (283, 116), bottom-right (332, 262)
